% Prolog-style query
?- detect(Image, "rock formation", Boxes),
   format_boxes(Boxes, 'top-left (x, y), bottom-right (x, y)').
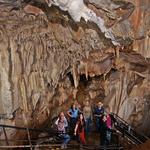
top-left (131, 139), bottom-right (150, 150)
top-left (0, 0), bottom-right (149, 147)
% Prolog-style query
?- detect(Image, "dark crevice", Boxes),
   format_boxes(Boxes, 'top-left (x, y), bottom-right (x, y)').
top-left (66, 72), bottom-right (74, 87)
top-left (8, 45), bottom-right (15, 112)
top-left (79, 74), bottom-right (89, 87)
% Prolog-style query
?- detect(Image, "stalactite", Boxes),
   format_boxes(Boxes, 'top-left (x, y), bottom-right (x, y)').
top-left (0, 0), bottom-right (150, 146)
top-left (72, 64), bottom-right (79, 88)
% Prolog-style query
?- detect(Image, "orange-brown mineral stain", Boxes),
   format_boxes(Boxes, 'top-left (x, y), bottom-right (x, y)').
top-left (24, 4), bottom-right (45, 16)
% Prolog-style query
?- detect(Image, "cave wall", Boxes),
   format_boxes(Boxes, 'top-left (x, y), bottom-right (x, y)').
top-left (0, 0), bottom-right (150, 142)
top-left (0, 3), bottom-right (108, 133)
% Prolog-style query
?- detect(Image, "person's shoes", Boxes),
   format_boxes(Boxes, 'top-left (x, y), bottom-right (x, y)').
top-left (61, 144), bottom-right (67, 149)
top-left (61, 144), bottom-right (64, 149)
top-left (64, 144), bottom-right (67, 149)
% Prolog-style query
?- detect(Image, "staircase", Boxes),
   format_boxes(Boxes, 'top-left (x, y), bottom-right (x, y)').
top-left (0, 113), bottom-right (149, 149)
top-left (112, 113), bottom-right (149, 145)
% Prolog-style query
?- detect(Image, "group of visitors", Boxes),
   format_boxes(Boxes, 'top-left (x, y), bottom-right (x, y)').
top-left (54, 100), bottom-right (113, 148)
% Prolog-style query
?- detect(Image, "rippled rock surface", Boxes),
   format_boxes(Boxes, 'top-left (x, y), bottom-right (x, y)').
top-left (0, 0), bottom-right (149, 146)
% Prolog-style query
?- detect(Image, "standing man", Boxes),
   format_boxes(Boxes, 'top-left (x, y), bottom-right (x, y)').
top-left (94, 101), bottom-right (104, 132)
top-left (100, 106), bottom-right (112, 146)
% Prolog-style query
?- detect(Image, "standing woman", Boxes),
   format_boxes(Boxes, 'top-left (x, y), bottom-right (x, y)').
top-left (74, 113), bottom-right (86, 144)
top-left (67, 103), bottom-right (80, 134)
top-left (83, 100), bottom-right (93, 135)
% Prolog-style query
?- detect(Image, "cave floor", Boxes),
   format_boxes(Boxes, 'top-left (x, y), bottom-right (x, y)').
top-left (36, 132), bottom-right (100, 150)
top-left (35, 132), bottom-right (133, 150)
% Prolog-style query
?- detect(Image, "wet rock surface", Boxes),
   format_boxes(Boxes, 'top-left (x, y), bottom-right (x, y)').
top-left (0, 0), bottom-right (150, 148)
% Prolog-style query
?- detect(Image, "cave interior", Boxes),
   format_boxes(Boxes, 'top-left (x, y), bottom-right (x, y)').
top-left (0, 0), bottom-right (150, 149)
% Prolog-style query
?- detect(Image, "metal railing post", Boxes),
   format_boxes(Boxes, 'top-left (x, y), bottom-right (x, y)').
top-left (26, 127), bottom-right (33, 150)
top-left (2, 126), bottom-right (9, 145)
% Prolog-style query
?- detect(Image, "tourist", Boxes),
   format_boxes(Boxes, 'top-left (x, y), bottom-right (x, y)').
top-left (74, 100), bottom-right (82, 111)
top-left (83, 100), bottom-right (93, 135)
top-left (100, 107), bottom-right (112, 146)
top-left (94, 101), bottom-right (104, 132)
top-left (74, 113), bottom-right (86, 144)
top-left (55, 112), bottom-right (70, 149)
top-left (67, 103), bottom-right (80, 134)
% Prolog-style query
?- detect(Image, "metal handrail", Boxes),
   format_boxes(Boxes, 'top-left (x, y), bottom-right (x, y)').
top-left (0, 123), bottom-right (124, 149)
top-left (0, 124), bottom-right (72, 135)
top-left (112, 113), bottom-right (149, 144)
top-left (0, 123), bottom-right (58, 148)
top-left (112, 113), bottom-right (130, 126)
top-left (0, 124), bottom-right (52, 133)
top-left (0, 143), bottom-right (124, 149)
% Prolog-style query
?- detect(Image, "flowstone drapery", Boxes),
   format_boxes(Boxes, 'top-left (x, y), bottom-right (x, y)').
top-left (0, 0), bottom-right (149, 147)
